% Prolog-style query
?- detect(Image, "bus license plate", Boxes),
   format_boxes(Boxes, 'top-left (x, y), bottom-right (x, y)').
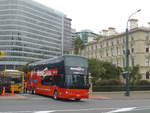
top-left (76, 95), bottom-right (80, 97)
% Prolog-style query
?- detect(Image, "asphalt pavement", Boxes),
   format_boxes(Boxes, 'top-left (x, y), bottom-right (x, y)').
top-left (1, 94), bottom-right (150, 113)
top-left (0, 91), bottom-right (150, 113)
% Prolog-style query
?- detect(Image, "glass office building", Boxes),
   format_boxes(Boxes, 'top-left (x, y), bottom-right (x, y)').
top-left (0, 0), bottom-right (72, 70)
top-left (63, 17), bottom-right (73, 54)
top-left (75, 30), bottom-right (98, 43)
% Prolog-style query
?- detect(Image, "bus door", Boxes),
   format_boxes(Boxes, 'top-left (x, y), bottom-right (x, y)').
top-left (40, 75), bottom-right (55, 96)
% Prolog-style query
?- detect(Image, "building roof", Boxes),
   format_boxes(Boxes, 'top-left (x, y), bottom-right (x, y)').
top-left (85, 27), bottom-right (150, 46)
top-left (81, 29), bottom-right (94, 32)
top-left (28, 0), bottom-right (65, 16)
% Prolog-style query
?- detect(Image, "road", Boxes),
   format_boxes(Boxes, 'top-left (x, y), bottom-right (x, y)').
top-left (0, 94), bottom-right (150, 113)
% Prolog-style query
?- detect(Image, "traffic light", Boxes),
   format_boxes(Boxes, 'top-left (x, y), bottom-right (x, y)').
top-left (0, 51), bottom-right (6, 56)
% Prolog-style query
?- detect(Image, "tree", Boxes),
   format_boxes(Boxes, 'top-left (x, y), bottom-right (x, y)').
top-left (17, 65), bottom-right (28, 81)
top-left (88, 58), bottom-right (105, 78)
top-left (101, 62), bottom-right (122, 80)
top-left (17, 65), bottom-right (28, 74)
top-left (129, 65), bottom-right (142, 86)
top-left (74, 37), bottom-right (84, 55)
top-left (88, 58), bottom-right (122, 83)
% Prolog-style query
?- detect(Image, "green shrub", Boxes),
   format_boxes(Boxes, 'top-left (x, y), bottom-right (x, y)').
top-left (136, 80), bottom-right (150, 85)
top-left (95, 79), bottom-right (123, 86)
top-left (93, 86), bottom-right (124, 92)
top-left (93, 85), bottom-right (150, 92)
top-left (92, 80), bottom-right (150, 92)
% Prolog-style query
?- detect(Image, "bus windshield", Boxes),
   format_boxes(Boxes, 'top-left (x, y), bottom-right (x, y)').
top-left (66, 74), bottom-right (89, 89)
top-left (5, 71), bottom-right (22, 84)
top-left (65, 56), bottom-right (88, 67)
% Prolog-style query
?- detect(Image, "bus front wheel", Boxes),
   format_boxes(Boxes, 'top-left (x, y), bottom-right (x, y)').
top-left (32, 89), bottom-right (36, 94)
top-left (75, 99), bottom-right (81, 101)
top-left (53, 90), bottom-right (58, 100)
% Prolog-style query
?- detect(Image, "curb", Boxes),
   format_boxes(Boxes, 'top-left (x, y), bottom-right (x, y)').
top-left (89, 95), bottom-right (111, 100)
top-left (0, 94), bottom-right (26, 100)
top-left (90, 91), bottom-right (150, 100)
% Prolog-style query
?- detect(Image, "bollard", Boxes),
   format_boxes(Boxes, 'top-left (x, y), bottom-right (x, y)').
top-left (1, 87), bottom-right (6, 96)
top-left (11, 87), bottom-right (15, 95)
top-left (0, 88), bottom-right (2, 95)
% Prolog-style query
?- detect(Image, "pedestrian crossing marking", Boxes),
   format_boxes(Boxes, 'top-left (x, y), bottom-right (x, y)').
top-left (106, 107), bottom-right (136, 113)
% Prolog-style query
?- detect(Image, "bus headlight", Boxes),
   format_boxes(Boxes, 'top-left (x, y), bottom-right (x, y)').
top-left (65, 91), bottom-right (69, 94)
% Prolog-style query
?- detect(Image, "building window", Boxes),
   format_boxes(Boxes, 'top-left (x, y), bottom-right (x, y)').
top-left (146, 36), bottom-right (149, 40)
top-left (91, 45), bottom-right (93, 50)
top-left (123, 57), bottom-right (125, 67)
top-left (146, 71), bottom-right (150, 79)
top-left (146, 48), bottom-right (149, 52)
top-left (106, 50), bottom-right (108, 56)
top-left (106, 42), bottom-right (109, 46)
top-left (117, 40), bottom-right (119, 44)
top-left (116, 47), bottom-right (119, 55)
top-left (145, 45), bottom-right (149, 52)
top-left (123, 37), bottom-right (125, 43)
top-left (145, 58), bottom-right (149, 66)
top-left (131, 36), bottom-right (134, 41)
top-left (96, 45), bottom-right (98, 49)
top-left (118, 59), bottom-right (121, 66)
top-left (110, 48), bottom-right (112, 56)
top-left (97, 44), bottom-right (100, 48)
top-left (131, 48), bottom-right (134, 53)
top-left (111, 41), bottom-right (114, 46)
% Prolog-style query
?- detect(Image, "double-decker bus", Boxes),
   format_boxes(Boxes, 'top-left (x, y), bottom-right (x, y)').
top-left (2, 70), bottom-right (24, 92)
top-left (27, 55), bottom-right (90, 100)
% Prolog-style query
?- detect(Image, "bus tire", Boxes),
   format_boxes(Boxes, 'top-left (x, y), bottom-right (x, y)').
top-left (75, 99), bottom-right (81, 101)
top-left (53, 90), bottom-right (58, 100)
top-left (32, 89), bottom-right (36, 94)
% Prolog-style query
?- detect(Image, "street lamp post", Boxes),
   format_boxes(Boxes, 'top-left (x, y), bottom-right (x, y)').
top-left (89, 73), bottom-right (93, 94)
top-left (125, 9), bottom-right (141, 96)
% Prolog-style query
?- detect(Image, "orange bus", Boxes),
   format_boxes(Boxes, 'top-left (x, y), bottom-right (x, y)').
top-left (27, 55), bottom-right (90, 100)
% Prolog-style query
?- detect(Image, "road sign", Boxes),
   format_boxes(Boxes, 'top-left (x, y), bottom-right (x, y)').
top-left (0, 52), bottom-right (6, 56)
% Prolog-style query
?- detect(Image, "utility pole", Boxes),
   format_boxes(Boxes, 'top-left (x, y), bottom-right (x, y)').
top-left (125, 9), bottom-right (141, 96)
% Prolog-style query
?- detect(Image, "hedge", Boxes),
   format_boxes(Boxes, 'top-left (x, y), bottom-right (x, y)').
top-left (93, 85), bottom-right (124, 92)
top-left (95, 79), bottom-right (123, 86)
top-left (93, 85), bottom-right (150, 92)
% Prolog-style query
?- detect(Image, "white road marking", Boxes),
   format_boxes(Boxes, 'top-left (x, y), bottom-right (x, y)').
top-left (0, 107), bottom-right (138, 113)
top-left (132, 107), bottom-right (150, 111)
top-left (106, 107), bottom-right (136, 113)
top-left (0, 108), bottom-right (116, 113)
top-left (33, 108), bottom-right (120, 112)
top-left (34, 111), bottom-right (55, 113)
top-left (0, 111), bottom-right (32, 113)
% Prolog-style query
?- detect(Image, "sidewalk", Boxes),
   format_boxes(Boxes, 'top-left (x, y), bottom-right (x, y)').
top-left (0, 93), bottom-right (26, 100)
top-left (90, 91), bottom-right (150, 100)
top-left (1, 91), bottom-right (150, 100)
top-left (90, 93), bottom-right (111, 99)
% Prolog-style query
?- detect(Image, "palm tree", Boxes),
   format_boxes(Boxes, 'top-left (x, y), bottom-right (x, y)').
top-left (74, 37), bottom-right (85, 55)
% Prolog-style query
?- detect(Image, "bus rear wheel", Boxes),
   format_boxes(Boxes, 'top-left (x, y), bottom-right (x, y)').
top-left (53, 90), bottom-right (58, 100)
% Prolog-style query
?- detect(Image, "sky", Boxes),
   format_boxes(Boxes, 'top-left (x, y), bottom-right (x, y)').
top-left (34, 0), bottom-right (150, 34)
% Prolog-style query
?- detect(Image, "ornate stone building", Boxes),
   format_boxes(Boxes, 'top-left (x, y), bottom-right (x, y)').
top-left (78, 20), bottom-right (150, 80)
